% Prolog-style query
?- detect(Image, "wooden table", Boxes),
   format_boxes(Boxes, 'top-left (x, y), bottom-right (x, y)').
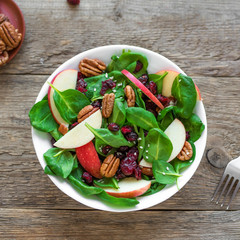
top-left (1, 0), bottom-right (240, 239)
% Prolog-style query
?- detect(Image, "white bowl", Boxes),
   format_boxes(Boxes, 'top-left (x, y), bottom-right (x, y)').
top-left (31, 45), bottom-right (207, 212)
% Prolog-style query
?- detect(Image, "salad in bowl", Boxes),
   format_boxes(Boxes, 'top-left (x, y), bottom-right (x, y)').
top-left (29, 45), bottom-right (206, 212)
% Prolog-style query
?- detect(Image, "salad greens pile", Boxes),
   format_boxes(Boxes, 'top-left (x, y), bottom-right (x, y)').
top-left (29, 50), bottom-right (205, 207)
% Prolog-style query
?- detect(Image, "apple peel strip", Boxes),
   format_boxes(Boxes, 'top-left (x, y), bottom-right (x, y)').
top-left (121, 69), bottom-right (164, 110)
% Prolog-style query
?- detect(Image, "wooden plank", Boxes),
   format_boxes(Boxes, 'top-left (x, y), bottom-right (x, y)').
top-left (0, 0), bottom-right (239, 76)
top-left (0, 74), bottom-right (240, 210)
top-left (0, 208), bottom-right (240, 239)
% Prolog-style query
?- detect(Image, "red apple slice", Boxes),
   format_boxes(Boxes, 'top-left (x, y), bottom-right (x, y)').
top-left (195, 83), bottom-right (202, 101)
top-left (156, 70), bottom-right (179, 97)
top-left (104, 177), bottom-right (151, 198)
top-left (48, 69), bottom-right (78, 126)
top-left (121, 69), bottom-right (164, 110)
top-left (76, 141), bottom-right (102, 179)
top-left (54, 109), bottom-right (102, 149)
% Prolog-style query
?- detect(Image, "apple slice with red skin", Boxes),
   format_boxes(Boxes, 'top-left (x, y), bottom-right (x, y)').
top-left (48, 69), bottom-right (78, 126)
top-left (104, 177), bottom-right (151, 198)
top-left (195, 83), bottom-right (202, 101)
top-left (76, 141), bottom-right (102, 179)
top-left (121, 70), bottom-right (164, 110)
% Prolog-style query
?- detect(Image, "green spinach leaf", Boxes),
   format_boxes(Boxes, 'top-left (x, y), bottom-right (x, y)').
top-left (179, 114), bottom-right (205, 142)
top-left (44, 148), bottom-right (75, 178)
top-left (152, 160), bottom-right (181, 184)
top-left (157, 106), bottom-right (176, 131)
top-left (109, 98), bottom-right (126, 127)
top-left (29, 100), bottom-right (58, 132)
top-left (141, 182), bottom-right (166, 196)
top-left (172, 74), bottom-right (197, 119)
top-left (94, 177), bottom-right (119, 189)
top-left (143, 128), bottom-right (173, 163)
top-left (86, 123), bottom-right (134, 148)
top-left (49, 127), bottom-right (63, 141)
top-left (95, 138), bottom-right (116, 157)
top-left (148, 72), bottom-right (168, 94)
top-left (126, 107), bottom-right (159, 131)
top-left (137, 128), bottom-right (145, 161)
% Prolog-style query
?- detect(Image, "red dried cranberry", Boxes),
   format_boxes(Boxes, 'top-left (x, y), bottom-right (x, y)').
top-left (69, 122), bottom-right (79, 130)
top-left (144, 130), bottom-right (148, 137)
top-left (77, 72), bottom-right (85, 80)
top-left (145, 100), bottom-right (156, 110)
top-left (157, 94), bottom-right (171, 107)
top-left (134, 61), bottom-right (143, 73)
top-left (149, 81), bottom-right (157, 95)
top-left (51, 137), bottom-right (56, 146)
top-left (118, 146), bottom-right (129, 152)
top-left (100, 81), bottom-right (109, 96)
top-left (127, 147), bottom-right (139, 161)
top-left (102, 145), bottom-right (112, 155)
top-left (121, 125), bottom-right (133, 135)
top-left (114, 151), bottom-right (125, 160)
top-left (116, 169), bottom-right (126, 180)
top-left (82, 172), bottom-right (92, 185)
top-left (77, 86), bottom-right (87, 93)
top-left (106, 79), bottom-right (116, 89)
top-left (77, 79), bottom-right (87, 89)
top-left (91, 100), bottom-right (101, 108)
top-left (120, 157), bottom-right (137, 176)
top-left (108, 123), bottom-right (120, 132)
top-left (138, 74), bottom-right (148, 85)
top-left (186, 131), bottom-right (190, 141)
top-left (134, 166), bottom-right (142, 180)
top-left (125, 132), bottom-right (138, 142)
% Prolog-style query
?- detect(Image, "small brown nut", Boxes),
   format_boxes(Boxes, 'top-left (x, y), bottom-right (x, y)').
top-left (77, 105), bottom-right (99, 123)
top-left (0, 21), bottom-right (22, 50)
top-left (0, 14), bottom-right (9, 24)
top-left (79, 58), bottom-right (106, 77)
top-left (0, 50), bottom-right (9, 66)
top-left (177, 141), bottom-right (193, 161)
top-left (58, 124), bottom-right (68, 135)
top-left (0, 39), bottom-right (6, 54)
top-left (140, 167), bottom-right (153, 176)
top-left (124, 85), bottom-right (135, 107)
top-left (102, 93), bottom-right (115, 118)
top-left (100, 154), bottom-right (120, 178)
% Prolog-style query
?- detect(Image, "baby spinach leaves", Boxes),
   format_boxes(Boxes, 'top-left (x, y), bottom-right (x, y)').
top-left (152, 161), bottom-right (181, 185)
top-left (172, 74), bottom-right (197, 119)
top-left (94, 177), bottom-right (119, 189)
top-left (126, 107), bottom-right (159, 131)
top-left (29, 100), bottom-right (58, 132)
top-left (179, 114), bottom-right (205, 142)
top-left (141, 182), bottom-right (166, 196)
top-left (157, 106), bottom-right (176, 131)
top-left (108, 98), bottom-right (126, 127)
top-left (49, 127), bottom-right (63, 141)
top-left (106, 51), bottom-right (148, 78)
top-left (148, 72), bottom-right (168, 94)
top-left (137, 128), bottom-right (145, 161)
top-left (43, 148), bottom-right (75, 178)
top-left (50, 84), bottom-right (90, 124)
top-left (143, 128), bottom-right (173, 163)
top-left (86, 123), bottom-right (133, 148)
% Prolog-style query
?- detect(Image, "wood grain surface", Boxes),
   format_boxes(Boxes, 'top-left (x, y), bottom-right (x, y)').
top-left (0, 0), bottom-right (240, 239)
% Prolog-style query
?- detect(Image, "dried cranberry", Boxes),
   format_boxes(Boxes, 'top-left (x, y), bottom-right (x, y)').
top-left (114, 151), bottom-right (125, 160)
top-left (145, 100), bottom-right (156, 111)
top-left (91, 100), bottom-right (101, 108)
top-left (121, 125), bottom-right (133, 135)
top-left (69, 122), bottom-right (79, 130)
top-left (134, 166), bottom-right (142, 180)
top-left (77, 72), bottom-right (85, 79)
top-left (138, 74), bottom-right (148, 85)
top-left (134, 61), bottom-right (143, 73)
top-left (144, 130), bottom-right (148, 137)
top-left (106, 79), bottom-right (116, 89)
top-left (108, 123), bottom-right (119, 132)
top-left (120, 157), bottom-right (137, 176)
top-left (102, 145), bottom-right (112, 155)
top-left (77, 79), bottom-right (87, 89)
top-left (51, 137), bottom-right (56, 146)
top-left (116, 169), bottom-right (126, 180)
top-left (100, 81), bottom-right (109, 96)
top-left (149, 81), bottom-right (157, 95)
top-left (125, 132), bottom-right (138, 142)
top-left (127, 147), bottom-right (139, 161)
top-left (118, 146), bottom-right (129, 152)
top-left (186, 131), bottom-right (190, 141)
top-left (157, 94), bottom-right (171, 107)
top-left (77, 86), bottom-right (87, 93)
top-left (82, 172), bottom-right (92, 185)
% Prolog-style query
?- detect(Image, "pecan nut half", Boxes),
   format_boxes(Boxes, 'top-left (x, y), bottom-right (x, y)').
top-left (79, 58), bottom-right (106, 77)
top-left (102, 93), bottom-right (115, 118)
top-left (0, 21), bottom-right (22, 51)
top-left (100, 154), bottom-right (120, 178)
top-left (177, 141), bottom-right (193, 161)
top-left (0, 39), bottom-right (6, 54)
top-left (0, 14), bottom-right (9, 25)
top-left (77, 105), bottom-right (99, 123)
top-left (0, 51), bottom-right (9, 66)
top-left (58, 123), bottom-right (68, 135)
top-left (140, 166), bottom-right (153, 176)
top-left (124, 85), bottom-right (135, 107)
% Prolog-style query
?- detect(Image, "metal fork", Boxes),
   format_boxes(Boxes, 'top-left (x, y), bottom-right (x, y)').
top-left (211, 156), bottom-right (240, 210)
